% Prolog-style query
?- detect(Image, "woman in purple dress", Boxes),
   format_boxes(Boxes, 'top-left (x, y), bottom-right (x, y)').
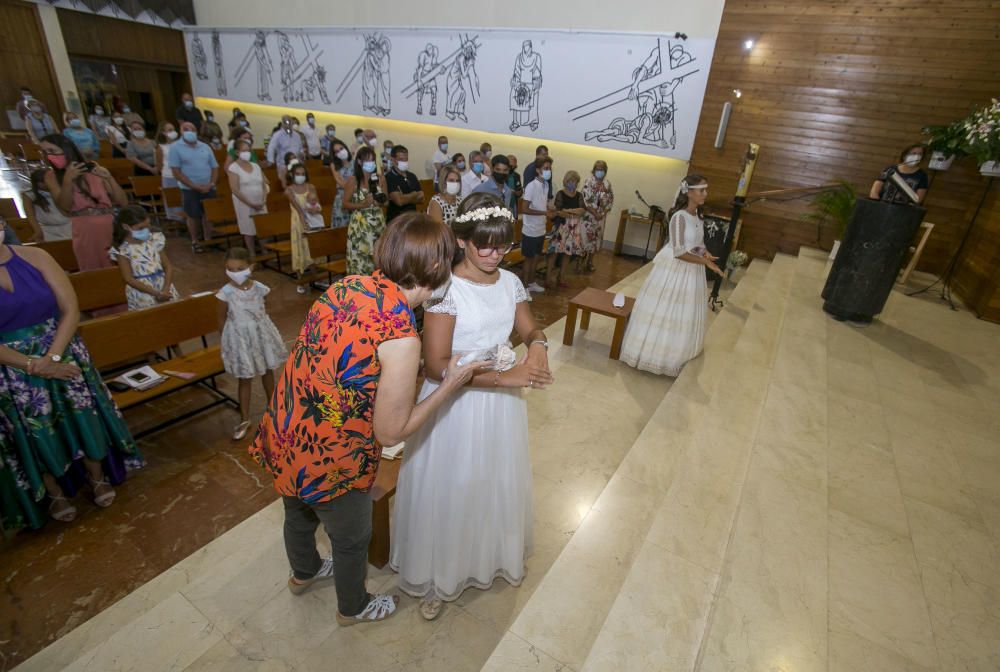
top-left (0, 221), bottom-right (142, 529)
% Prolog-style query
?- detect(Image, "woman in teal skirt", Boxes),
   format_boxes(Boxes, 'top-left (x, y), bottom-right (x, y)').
top-left (0, 220), bottom-right (142, 529)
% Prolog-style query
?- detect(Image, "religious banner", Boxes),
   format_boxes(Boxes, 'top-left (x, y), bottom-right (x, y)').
top-left (183, 26), bottom-right (715, 160)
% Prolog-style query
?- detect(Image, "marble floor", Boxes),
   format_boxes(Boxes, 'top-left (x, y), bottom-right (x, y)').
top-left (8, 237), bottom-right (1000, 671)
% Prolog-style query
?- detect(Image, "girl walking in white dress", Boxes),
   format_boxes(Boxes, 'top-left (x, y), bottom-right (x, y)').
top-left (390, 193), bottom-right (555, 620)
top-left (216, 247), bottom-right (287, 441)
top-left (620, 175), bottom-right (724, 376)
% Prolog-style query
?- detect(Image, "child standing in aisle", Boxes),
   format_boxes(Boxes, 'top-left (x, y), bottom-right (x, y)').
top-left (110, 205), bottom-right (179, 311)
top-left (217, 247), bottom-right (287, 440)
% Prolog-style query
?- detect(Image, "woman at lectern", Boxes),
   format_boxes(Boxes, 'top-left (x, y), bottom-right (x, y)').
top-left (869, 144), bottom-right (929, 205)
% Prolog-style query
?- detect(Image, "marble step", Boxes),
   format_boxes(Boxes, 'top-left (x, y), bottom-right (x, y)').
top-left (481, 256), bottom-right (788, 671)
top-left (580, 250), bottom-right (830, 672)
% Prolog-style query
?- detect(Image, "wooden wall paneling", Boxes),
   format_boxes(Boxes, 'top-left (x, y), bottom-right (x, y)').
top-left (689, 0), bottom-right (1000, 308)
top-left (56, 8), bottom-right (187, 69)
top-left (0, 0), bottom-right (64, 132)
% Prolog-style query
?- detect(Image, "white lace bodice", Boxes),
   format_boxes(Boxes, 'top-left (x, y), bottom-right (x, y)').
top-left (425, 269), bottom-right (529, 353)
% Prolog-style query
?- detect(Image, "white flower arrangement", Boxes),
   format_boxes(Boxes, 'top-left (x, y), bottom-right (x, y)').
top-left (963, 98), bottom-right (1000, 165)
top-left (453, 206), bottom-right (514, 224)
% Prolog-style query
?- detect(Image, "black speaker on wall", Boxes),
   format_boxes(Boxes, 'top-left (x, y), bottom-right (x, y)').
top-left (821, 199), bottom-right (925, 322)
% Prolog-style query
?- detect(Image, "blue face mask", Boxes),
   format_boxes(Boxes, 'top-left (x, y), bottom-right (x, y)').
top-left (594, 170), bottom-right (606, 179)
top-left (456, 160), bottom-right (466, 170)
top-left (182, 130), bottom-right (197, 143)
top-left (472, 162), bottom-right (484, 174)
top-left (69, 118), bottom-right (82, 128)
top-left (362, 160), bottom-right (376, 174)
top-left (131, 227), bottom-right (151, 241)
top-left (566, 181), bottom-right (577, 191)
top-left (541, 169), bottom-right (552, 181)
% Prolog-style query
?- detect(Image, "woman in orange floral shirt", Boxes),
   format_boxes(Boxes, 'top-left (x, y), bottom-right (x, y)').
top-left (250, 213), bottom-right (480, 626)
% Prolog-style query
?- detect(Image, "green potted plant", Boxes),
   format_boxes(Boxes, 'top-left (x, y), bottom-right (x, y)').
top-left (802, 180), bottom-right (856, 260)
top-left (922, 120), bottom-right (967, 171)
top-left (963, 99), bottom-right (1000, 176)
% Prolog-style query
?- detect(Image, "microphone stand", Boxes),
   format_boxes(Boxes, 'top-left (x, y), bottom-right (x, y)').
top-left (635, 190), bottom-right (662, 263)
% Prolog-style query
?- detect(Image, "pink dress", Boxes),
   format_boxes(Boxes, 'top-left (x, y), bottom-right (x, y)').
top-left (65, 172), bottom-right (116, 271)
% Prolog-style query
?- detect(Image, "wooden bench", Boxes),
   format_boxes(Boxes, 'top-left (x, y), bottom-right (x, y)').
top-left (78, 293), bottom-right (237, 438)
top-left (6, 217), bottom-right (37, 243)
top-left (297, 226), bottom-right (348, 286)
top-left (253, 211), bottom-right (292, 273)
top-left (0, 197), bottom-right (21, 220)
top-left (26, 239), bottom-right (79, 271)
top-left (69, 267), bottom-right (128, 316)
top-left (202, 197), bottom-right (241, 246)
top-left (129, 175), bottom-right (165, 219)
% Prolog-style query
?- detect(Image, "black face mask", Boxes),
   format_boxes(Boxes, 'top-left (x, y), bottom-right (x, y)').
top-left (494, 171), bottom-right (509, 184)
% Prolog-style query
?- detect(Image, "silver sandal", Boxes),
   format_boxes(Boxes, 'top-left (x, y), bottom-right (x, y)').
top-left (49, 495), bottom-right (78, 522)
top-left (89, 478), bottom-right (116, 508)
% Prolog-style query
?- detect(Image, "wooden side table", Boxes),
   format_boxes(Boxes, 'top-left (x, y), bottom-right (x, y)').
top-left (368, 457), bottom-right (400, 568)
top-left (562, 287), bottom-right (636, 359)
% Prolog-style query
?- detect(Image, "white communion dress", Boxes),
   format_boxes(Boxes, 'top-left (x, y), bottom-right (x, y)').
top-left (620, 209), bottom-right (709, 376)
top-left (390, 269), bottom-right (533, 601)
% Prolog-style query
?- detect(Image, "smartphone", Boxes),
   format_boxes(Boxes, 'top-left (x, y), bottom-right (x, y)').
top-left (107, 381), bottom-right (130, 392)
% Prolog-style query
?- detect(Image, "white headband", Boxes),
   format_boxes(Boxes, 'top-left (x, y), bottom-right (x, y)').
top-left (453, 205), bottom-right (514, 224)
top-left (679, 181), bottom-right (708, 194)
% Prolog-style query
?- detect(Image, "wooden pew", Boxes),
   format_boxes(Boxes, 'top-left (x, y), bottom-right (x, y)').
top-left (253, 211), bottom-right (292, 274)
top-left (202, 197), bottom-right (240, 246)
top-left (419, 179), bottom-right (434, 212)
top-left (69, 267), bottom-right (128, 316)
top-left (129, 175), bottom-right (165, 219)
top-left (0, 197), bottom-right (21, 219)
top-left (297, 226), bottom-right (348, 287)
top-left (263, 205), bottom-right (334, 275)
top-left (26, 239), bottom-right (79, 271)
top-left (78, 293), bottom-right (236, 437)
top-left (6, 217), bottom-right (37, 243)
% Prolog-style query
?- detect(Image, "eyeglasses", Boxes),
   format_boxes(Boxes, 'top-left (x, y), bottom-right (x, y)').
top-left (474, 243), bottom-right (514, 257)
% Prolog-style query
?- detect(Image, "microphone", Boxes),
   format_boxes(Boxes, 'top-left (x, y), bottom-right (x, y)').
top-left (635, 190), bottom-right (651, 208)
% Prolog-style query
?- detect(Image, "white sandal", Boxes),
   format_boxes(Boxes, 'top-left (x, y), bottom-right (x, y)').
top-left (419, 597), bottom-right (443, 621)
top-left (336, 594), bottom-right (399, 627)
top-left (49, 495), bottom-right (77, 522)
top-left (89, 478), bottom-right (116, 508)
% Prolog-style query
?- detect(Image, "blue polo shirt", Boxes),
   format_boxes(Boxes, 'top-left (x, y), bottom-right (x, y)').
top-left (471, 178), bottom-right (512, 207)
top-left (168, 139), bottom-right (217, 189)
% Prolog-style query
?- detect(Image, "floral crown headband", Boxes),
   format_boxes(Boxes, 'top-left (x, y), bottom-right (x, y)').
top-left (679, 180), bottom-right (709, 194)
top-left (453, 205), bottom-right (514, 224)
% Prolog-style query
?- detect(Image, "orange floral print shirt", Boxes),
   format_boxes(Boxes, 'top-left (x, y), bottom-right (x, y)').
top-left (250, 271), bottom-right (417, 503)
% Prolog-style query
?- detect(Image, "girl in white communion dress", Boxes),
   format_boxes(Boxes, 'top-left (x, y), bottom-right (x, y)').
top-left (390, 193), bottom-right (555, 621)
top-left (620, 174), bottom-right (724, 376)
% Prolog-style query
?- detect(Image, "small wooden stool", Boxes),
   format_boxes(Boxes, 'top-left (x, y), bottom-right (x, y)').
top-left (563, 287), bottom-right (636, 360)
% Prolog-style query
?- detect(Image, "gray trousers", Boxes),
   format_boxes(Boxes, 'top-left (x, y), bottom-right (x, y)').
top-left (282, 490), bottom-right (372, 616)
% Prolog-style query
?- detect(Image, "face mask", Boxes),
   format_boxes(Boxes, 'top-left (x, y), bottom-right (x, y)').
top-left (904, 153), bottom-right (921, 166)
top-left (369, 137), bottom-right (378, 147)
top-left (132, 129), bottom-right (146, 139)
top-left (336, 149), bottom-right (349, 160)
top-left (362, 161), bottom-right (376, 173)
top-left (47, 154), bottom-right (67, 169)
top-left (293, 174), bottom-right (306, 185)
top-left (566, 181), bottom-right (577, 191)
top-left (122, 107), bottom-right (131, 113)
top-left (494, 172), bottom-right (508, 184)
top-left (182, 130), bottom-right (197, 143)
top-left (439, 143), bottom-right (448, 152)
top-left (239, 120), bottom-right (248, 127)
top-left (484, 150), bottom-right (492, 158)
top-left (395, 160), bottom-right (409, 172)
top-left (355, 134), bottom-right (364, 144)
top-left (22, 93), bottom-right (31, 100)
top-left (166, 130), bottom-right (178, 140)
top-left (307, 117), bottom-right (315, 126)
top-left (594, 170), bottom-right (606, 179)
top-left (327, 130), bottom-right (336, 137)
top-left (472, 162), bottom-right (484, 174)
top-left (113, 117), bottom-right (125, 125)
top-left (69, 118), bottom-right (82, 128)
top-left (456, 161), bottom-right (466, 170)
top-left (130, 227), bottom-right (151, 241)
top-left (238, 151), bottom-right (252, 162)
top-left (184, 100), bottom-right (193, 108)
top-left (226, 268), bottom-right (252, 284)
top-left (445, 181), bottom-right (461, 195)
top-left (95, 108), bottom-right (104, 115)
top-left (206, 116), bottom-right (214, 123)
top-left (541, 169), bottom-right (552, 181)
top-left (292, 123), bottom-right (300, 131)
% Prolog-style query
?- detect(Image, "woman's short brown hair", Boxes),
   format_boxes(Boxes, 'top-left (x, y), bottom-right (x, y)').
top-left (375, 212), bottom-right (456, 289)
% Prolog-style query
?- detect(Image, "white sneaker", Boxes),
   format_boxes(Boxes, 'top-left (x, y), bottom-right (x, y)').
top-left (527, 282), bottom-right (545, 293)
top-left (296, 285), bottom-right (308, 295)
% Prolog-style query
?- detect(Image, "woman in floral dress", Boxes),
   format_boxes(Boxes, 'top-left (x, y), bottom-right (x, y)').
top-left (343, 146), bottom-right (388, 276)
top-left (581, 160), bottom-right (615, 271)
top-left (0, 221), bottom-right (142, 529)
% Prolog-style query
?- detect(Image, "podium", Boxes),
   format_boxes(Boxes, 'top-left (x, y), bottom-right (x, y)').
top-left (822, 199), bottom-right (925, 322)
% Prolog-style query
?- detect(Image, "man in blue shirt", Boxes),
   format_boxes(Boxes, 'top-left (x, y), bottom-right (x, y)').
top-left (169, 121), bottom-right (218, 251)
top-left (471, 154), bottom-right (512, 207)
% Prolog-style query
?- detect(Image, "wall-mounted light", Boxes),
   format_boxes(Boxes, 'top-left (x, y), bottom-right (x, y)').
top-left (743, 39), bottom-right (755, 51)
top-left (732, 88), bottom-right (742, 98)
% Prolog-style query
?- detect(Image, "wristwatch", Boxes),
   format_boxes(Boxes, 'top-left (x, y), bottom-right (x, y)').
top-left (47, 354), bottom-right (62, 363)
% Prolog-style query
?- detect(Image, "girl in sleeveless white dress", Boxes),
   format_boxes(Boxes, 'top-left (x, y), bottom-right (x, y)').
top-left (390, 193), bottom-right (554, 620)
top-left (620, 175), bottom-right (724, 376)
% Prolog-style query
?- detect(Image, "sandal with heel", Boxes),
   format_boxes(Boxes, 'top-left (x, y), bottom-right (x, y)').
top-left (89, 478), bottom-right (116, 508)
top-left (49, 495), bottom-right (77, 522)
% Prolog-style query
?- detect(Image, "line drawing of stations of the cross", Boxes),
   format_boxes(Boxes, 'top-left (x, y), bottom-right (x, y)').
top-left (571, 39), bottom-right (699, 150)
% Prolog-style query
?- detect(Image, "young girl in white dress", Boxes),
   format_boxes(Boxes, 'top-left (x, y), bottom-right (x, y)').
top-left (620, 175), bottom-right (724, 376)
top-left (216, 247), bottom-right (287, 441)
top-left (390, 193), bottom-right (555, 621)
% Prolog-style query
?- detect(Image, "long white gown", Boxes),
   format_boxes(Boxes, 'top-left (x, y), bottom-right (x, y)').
top-left (620, 209), bottom-right (708, 376)
top-left (390, 269), bottom-right (533, 601)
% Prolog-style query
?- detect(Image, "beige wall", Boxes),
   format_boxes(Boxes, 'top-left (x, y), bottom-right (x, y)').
top-left (191, 1), bottom-right (725, 251)
top-left (36, 3), bottom-right (79, 112)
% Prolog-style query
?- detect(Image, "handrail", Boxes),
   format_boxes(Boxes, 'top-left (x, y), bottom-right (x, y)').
top-left (744, 182), bottom-right (843, 205)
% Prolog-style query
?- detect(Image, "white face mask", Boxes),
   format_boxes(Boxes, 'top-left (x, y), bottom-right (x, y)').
top-left (0, 228), bottom-right (5, 246)
top-left (166, 130), bottom-right (178, 140)
top-left (336, 149), bottom-right (349, 160)
top-left (226, 268), bottom-right (252, 284)
top-left (293, 174), bottom-right (307, 185)
top-left (238, 151), bottom-right (252, 162)
top-left (445, 181), bottom-right (461, 195)
top-left (904, 153), bottom-right (922, 166)
top-left (113, 117), bottom-right (125, 125)
top-left (369, 137), bottom-right (378, 147)
top-left (395, 160), bottom-right (409, 172)
top-left (132, 129), bottom-right (146, 139)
